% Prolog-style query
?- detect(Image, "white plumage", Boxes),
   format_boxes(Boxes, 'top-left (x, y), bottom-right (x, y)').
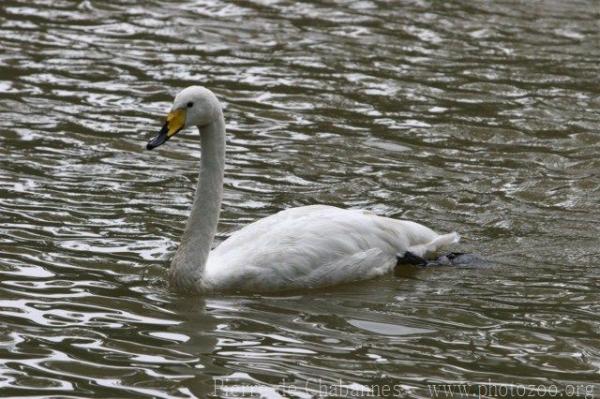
top-left (146, 86), bottom-right (459, 293)
top-left (205, 205), bottom-right (458, 292)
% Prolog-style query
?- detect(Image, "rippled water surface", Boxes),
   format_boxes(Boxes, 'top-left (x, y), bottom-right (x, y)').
top-left (1, 1), bottom-right (600, 397)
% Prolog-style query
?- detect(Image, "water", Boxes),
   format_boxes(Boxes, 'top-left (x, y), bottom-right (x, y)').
top-left (1, 0), bottom-right (599, 397)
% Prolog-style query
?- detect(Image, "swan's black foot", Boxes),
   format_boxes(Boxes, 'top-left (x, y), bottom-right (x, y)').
top-left (397, 251), bottom-right (482, 268)
top-left (396, 251), bottom-right (428, 267)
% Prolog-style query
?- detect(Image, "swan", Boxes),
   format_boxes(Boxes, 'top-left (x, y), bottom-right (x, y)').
top-left (146, 86), bottom-right (460, 293)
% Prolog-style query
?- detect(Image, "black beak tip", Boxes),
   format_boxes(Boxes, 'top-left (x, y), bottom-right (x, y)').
top-left (146, 122), bottom-right (169, 150)
top-left (146, 138), bottom-right (164, 150)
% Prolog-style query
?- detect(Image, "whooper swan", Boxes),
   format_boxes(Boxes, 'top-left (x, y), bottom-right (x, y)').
top-left (146, 86), bottom-right (459, 293)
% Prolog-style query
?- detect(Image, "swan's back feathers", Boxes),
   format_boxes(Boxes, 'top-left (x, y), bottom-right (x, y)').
top-left (201, 205), bottom-right (459, 292)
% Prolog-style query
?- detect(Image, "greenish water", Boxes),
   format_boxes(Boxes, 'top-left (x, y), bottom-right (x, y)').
top-left (0, 1), bottom-right (599, 398)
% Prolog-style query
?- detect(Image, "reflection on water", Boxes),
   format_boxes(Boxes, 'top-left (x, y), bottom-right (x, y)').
top-left (0, 0), bottom-right (599, 397)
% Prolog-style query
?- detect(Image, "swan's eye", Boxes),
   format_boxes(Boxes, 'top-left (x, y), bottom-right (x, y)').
top-left (187, 102), bottom-right (194, 108)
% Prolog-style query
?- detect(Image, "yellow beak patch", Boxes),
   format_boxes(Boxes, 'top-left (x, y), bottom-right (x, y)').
top-left (166, 108), bottom-right (186, 137)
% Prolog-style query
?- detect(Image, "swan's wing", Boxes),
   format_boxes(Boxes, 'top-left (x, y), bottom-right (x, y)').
top-left (204, 205), bottom-right (458, 292)
top-left (299, 248), bottom-right (397, 288)
top-left (212, 205), bottom-right (339, 253)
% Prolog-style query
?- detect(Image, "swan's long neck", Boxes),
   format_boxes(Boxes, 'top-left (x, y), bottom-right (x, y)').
top-left (170, 113), bottom-right (225, 291)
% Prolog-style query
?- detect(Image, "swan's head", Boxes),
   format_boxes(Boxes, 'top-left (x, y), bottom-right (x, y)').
top-left (147, 86), bottom-right (221, 150)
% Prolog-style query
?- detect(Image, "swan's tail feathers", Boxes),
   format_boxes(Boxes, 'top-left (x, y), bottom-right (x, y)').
top-left (407, 232), bottom-right (460, 258)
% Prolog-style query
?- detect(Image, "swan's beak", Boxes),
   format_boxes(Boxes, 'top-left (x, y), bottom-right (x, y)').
top-left (146, 108), bottom-right (186, 150)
